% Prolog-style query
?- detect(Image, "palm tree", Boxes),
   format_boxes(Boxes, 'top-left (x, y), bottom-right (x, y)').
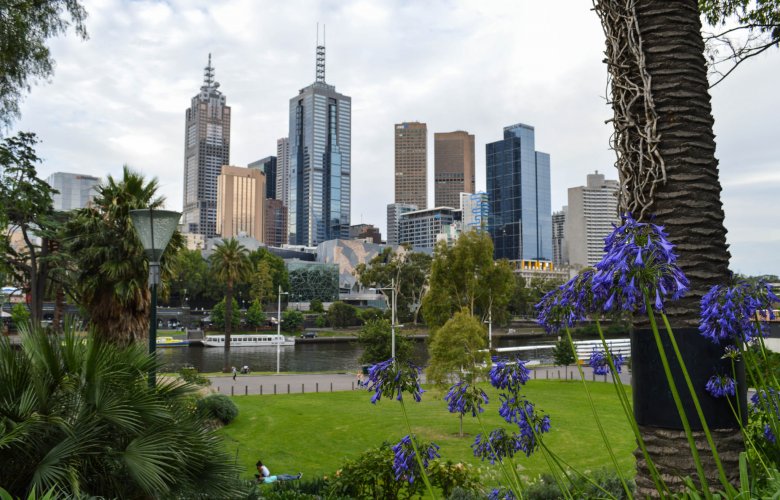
top-left (66, 166), bottom-right (182, 346)
top-left (594, 0), bottom-right (735, 493)
top-left (0, 321), bottom-right (242, 498)
top-left (210, 238), bottom-right (253, 371)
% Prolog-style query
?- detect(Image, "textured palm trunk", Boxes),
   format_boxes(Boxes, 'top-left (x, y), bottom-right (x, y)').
top-left (91, 287), bottom-right (150, 347)
top-left (596, 0), bottom-right (739, 494)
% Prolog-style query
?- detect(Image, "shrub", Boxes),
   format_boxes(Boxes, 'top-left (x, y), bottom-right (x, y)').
top-left (178, 366), bottom-right (211, 386)
top-left (524, 470), bottom-right (635, 499)
top-left (427, 460), bottom-right (480, 498)
top-left (314, 315), bottom-right (327, 328)
top-left (309, 299), bottom-right (324, 313)
top-left (358, 307), bottom-right (384, 323)
top-left (328, 442), bottom-right (422, 499)
top-left (552, 337), bottom-right (576, 367)
top-left (282, 310), bottom-right (305, 332)
top-left (327, 301), bottom-right (360, 328)
top-left (196, 394), bottom-right (239, 424)
top-left (10, 303), bottom-right (29, 328)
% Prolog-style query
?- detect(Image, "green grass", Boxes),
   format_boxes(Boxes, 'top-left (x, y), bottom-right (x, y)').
top-left (219, 380), bottom-right (635, 483)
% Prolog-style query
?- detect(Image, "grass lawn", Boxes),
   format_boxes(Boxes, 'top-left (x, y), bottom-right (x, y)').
top-left (219, 380), bottom-right (635, 484)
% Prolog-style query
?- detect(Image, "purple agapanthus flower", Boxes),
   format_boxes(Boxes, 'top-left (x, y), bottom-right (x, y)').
top-left (592, 214), bottom-right (689, 314)
top-left (751, 388), bottom-right (780, 418)
top-left (391, 435), bottom-right (440, 483)
top-left (489, 357), bottom-right (531, 394)
top-left (444, 380), bottom-right (489, 417)
top-left (588, 350), bottom-right (624, 376)
top-left (366, 358), bottom-right (424, 404)
top-left (535, 270), bottom-right (597, 334)
top-left (705, 374), bottom-right (736, 398)
top-left (472, 428), bottom-right (521, 464)
top-left (496, 395), bottom-right (551, 456)
top-left (488, 487), bottom-right (516, 500)
top-left (699, 279), bottom-right (779, 345)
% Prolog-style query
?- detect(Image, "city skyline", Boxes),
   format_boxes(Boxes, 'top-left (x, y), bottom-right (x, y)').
top-left (10, 0), bottom-right (780, 275)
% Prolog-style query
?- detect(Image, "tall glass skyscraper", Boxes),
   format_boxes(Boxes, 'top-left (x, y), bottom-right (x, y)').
top-left (486, 123), bottom-right (552, 263)
top-left (288, 43), bottom-right (351, 246)
top-left (182, 55), bottom-right (231, 238)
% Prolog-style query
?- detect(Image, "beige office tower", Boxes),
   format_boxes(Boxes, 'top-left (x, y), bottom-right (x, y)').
top-left (566, 171), bottom-right (620, 267)
top-left (216, 166), bottom-right (266, 241)
top-left (394, 122), bottom-right (428, 210)
top-left (434, 131), bottom-right (475, 208)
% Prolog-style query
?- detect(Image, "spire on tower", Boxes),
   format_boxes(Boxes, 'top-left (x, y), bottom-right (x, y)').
top-left (316, 24), bottom-right (326, 83)
top-left (204, 53), bottom-right (215, 87)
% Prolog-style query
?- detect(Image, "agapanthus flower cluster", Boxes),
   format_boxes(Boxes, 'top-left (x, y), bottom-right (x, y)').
top-left (496, 395), bottom-right (552, 457)
top-left (699, 279), bottom-right (780, 345)
top-left (472, 428), bottom-right (522, 464)
top-left (592, 214), bottom-right (689, 314)
top-left (588, 350), bottom-right (624, 376)
top-left (764, 424), bottom-right (777, 445)
top-left (705, 374), bottom-right (736, 398)
top-left (444, 381), bottom-right (489, 417)
top-left (391, 435), bottom-right (440, 484)
top-left (750, 389), bottom-right (779, 444)
top-left (488, 487), bottom-right (516, 500)
top-left (489, 357), bottom-right (531, 394)
top-left (366, 358), bottom-right (424, 404)
top-left (535, 270), bottom-right (596, 334)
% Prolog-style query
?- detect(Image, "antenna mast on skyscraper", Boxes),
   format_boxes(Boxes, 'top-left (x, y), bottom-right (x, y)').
top-left (204, 53), bottom-right (215, 87)
top-left (316, 23), bottom-right (326, 83)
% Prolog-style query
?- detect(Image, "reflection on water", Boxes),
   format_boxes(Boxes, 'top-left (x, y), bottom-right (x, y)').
top-left (158, 335), bottom-right (558, 373)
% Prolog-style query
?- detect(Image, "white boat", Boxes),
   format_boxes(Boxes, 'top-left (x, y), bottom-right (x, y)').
top-left (201, 333), bottom-right (295, 348)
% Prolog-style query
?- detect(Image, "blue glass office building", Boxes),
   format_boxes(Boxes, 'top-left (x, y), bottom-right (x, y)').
top-left (486, 123), bottom-right (552, 263)
top-left (288, 48), bottom-right (351, 246)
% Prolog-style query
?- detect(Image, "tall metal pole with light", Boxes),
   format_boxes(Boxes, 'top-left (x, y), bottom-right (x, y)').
top-left (276, 285), bottom-right (289, 373)
top-left (129, 208), bottom-right (181, 387)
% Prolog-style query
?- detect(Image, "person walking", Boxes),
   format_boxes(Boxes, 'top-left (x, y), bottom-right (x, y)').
top-left (232, 366), bottom-right (237, 381)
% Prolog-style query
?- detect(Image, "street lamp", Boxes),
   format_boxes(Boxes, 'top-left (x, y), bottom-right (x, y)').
top-left (276, 285), bottom-right (289, 373)
top-left (370, 278), bottom-right (398, 359)
top-left (129, 208), bottom-right (181, 387)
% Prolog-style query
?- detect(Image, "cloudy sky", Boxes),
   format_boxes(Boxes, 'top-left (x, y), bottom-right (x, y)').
top-left (11, 0), bottom-right (780, 276)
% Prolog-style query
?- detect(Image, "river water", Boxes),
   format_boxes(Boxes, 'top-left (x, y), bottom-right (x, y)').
top-left (157, 335), bottom-right (558, 373)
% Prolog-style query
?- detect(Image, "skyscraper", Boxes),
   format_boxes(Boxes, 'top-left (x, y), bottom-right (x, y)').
top-left (552, 207), bottom-right (568, 268)
top-left (276, 137), bottom-right (290, 207)
top-left (248, 156), bottom-right (277, 199)
top-left (182, 54), bottom-right (231, 238)
top-left (486, 123), bottom-right (552, 264)
top-left (394, 122), bottom-right (427, 210)
top-left (386, 202), bottom-right (418, 246)
top-left (434, 131), bottom-right (475, 208)
top-left (288, 42), bottom-right (351, 246)
top-left (45, 172), bottom-right (100, 211)
top-left (566, 171), bottom-right (619, 267)
top-left (460, 192), bottom-right (489, 232)
top-left (216, 166), bottom-right (265, 241)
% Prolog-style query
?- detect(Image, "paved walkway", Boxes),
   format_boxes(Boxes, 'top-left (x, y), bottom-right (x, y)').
top-left (208, 365), bottom-right (632, 396)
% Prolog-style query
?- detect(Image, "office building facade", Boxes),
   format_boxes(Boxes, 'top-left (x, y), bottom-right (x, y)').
top-left (434, 131), bottom-right (475, 208)
top-left (265, 198), bottom-right (288, 247)
top-left (248, 156), bottom-right (277, 200)
top-left (398, 207), bottom-right (456, 251)
top-left (460, 192), bottom-right (489, 232)
top-left (486, 123), bottom-right (552, 263)
top-left (349, 224), bottom-right (382, 244)
top-left (45, 172), bottom-right (100, 211)
top-left (552, 207), bottom-right (568, 268)
top-left (394, 122), bottom-right (428, 209)
top-left (386, 202), bottom-right (418, 246)
top-left (276, 137), bottom-right (290, 207)
top-left (566, 171), bottom-right (619, 267)
top-left (216, 166), bottom-right (265, 241)
top-left (288, 43), bottom-right (351, 246)
top-left (182, 55), bottom-right (231, 238)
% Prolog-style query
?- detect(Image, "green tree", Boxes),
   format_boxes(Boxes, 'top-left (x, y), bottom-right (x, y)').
top-left (328, 301), bottom-right (360, 328)
top-left (211, 298), bottom-right (240, 331)
top-left (10, 303), bottom-right (29, 328)
top-left (421, 231), bottom-right (515, 332)
top-left (355, 246), bottom-right (432, 324)
top-left (0, 323), bottom-right (241, 498)
top-left (552, 337), bottom-right (576, 368)
top-left (245, 299), bottom-right (266, 330)
top-left (281, 309), bottom-right (304, 332)
top-left (169, 248), bottom-right (213, 307)
top-left (0, 0), bottom-right (88, 129)
top-left (248, 247), bottom-right (289, 294)
top-left (310, 298), bottom-right (324, 313)
top-left (357, 318), bottom-right (412, 364)
top-left (210, 238), bottom-right (252, 369)
top-left (249, 258), bottom-right (275, 304)
top-left (66, 166), bottom-right (182, 346)
top-left (426, 309), bottom-right (488, 388)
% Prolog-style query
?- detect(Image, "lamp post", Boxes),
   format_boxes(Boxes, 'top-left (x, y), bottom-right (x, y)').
top-left (371, 278), bottom-right (397, 359)
top-left (129, 208), bottom-right (181, 387)
top-left (276, 285), bottom-right (289, 373)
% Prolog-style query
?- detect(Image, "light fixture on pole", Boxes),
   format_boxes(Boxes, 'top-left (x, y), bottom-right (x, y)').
top-left (129, 208), bottom-right (181, 387)
top-left (276, 285), bottom-right (289, 373)
top-left (370, 278), bottom-right (398, 359)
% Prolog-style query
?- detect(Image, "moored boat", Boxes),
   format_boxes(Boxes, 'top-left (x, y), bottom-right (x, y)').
top-left (156, 336), bottom-right (189, 347)
top-left (201, 334), bottom-right (295, 348)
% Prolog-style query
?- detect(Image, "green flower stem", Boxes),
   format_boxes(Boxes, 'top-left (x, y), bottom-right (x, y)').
top-left (724, 393), bottom-right (770, 476)
top-left (740, 344), bottom-right (780, 441)
top-left (754, 333), bottom-right (780, 388)
top-left (659, 312), bottom-right (734, 494)
top-left (518, 407), bottom-right (574, 500)
top-left (398, 398), bottom-right (437, 499)
top-left (538, 441), bottom-right (619, 500)
top-left (594, 320), bottom-right (668, 496)
top-left (644, 298), bottom-right (710, 495)
top-left (563, 327), bottom-right (633, 499)
top-left (475, 412), bottom-right (523, 498)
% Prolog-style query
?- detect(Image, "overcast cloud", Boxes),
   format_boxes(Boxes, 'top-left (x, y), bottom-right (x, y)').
top-left (11, 0), bottom-right (780, 276)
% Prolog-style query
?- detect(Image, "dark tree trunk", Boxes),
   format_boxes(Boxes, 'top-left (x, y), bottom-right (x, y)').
top-left (595, 0), bottom-right (738, 493)
top-left (223, 282), bottom-right (233, 372)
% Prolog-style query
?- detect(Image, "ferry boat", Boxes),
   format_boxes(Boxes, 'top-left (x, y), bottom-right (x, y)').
top-left (201, 333), bottom-right (295, 348)
top-left (156, 336), bottom-right (189, 347)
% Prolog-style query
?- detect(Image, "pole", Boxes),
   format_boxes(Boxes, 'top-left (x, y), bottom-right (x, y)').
top-left (148, 262), bottom-right (160, 388)
top-left (391, 278), bottom-right (396, 359)
top-left (488, 306), bottom-right (492, 350)
top-left (277, 285), bottom-right (281, 374)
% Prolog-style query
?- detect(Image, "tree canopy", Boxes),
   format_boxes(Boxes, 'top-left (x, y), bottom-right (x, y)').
top-left (356, 318), bottom-right (412, 364)
top-left (426, 309), bottom-right (488, 388)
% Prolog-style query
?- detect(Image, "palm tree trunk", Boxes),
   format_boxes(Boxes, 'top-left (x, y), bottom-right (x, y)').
top-left (595, 0), bottom-right (739, 494)
top-left (223, 282), bottom-right (233, 372)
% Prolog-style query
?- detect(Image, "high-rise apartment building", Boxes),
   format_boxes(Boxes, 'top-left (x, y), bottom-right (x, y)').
top-left (460, 192), bottom-right (489, 232)
top-left (566, 171), bottom-right (619, 267)
top-left (386, 202), bottom-right (418, 246)
top-left (288, 43), bottom-right (351, 246)
top-left (182, 55), bottom-right (231, 238)
top-left (216, 166), bottom-right (265, 241)
top-left (434, 131), bottom-right (475, 208)
top-left (265, 198), bottom-right (288, 247)
top-left (248, 156), bottom-right (277, 199)
top-left (398, 207), bottom-right (456, 251)
top-left (394, 122), bottom-right (427, 210)
top-left (276, 137), bottom-right (290, 207)
top-left (349, 224), bottom-right (382, 244)
top-left (45, 172), bottom-right (100, 211)
top-left (486, 123), bottom-right (552, 264)
top-left (552, 207), bottom-right (568, 268)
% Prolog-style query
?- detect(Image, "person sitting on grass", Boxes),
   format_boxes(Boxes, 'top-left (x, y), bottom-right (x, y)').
top-left (256, 472), bottom-right (302, 483)
top-left (255, 460), bottom-right (270, 479)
